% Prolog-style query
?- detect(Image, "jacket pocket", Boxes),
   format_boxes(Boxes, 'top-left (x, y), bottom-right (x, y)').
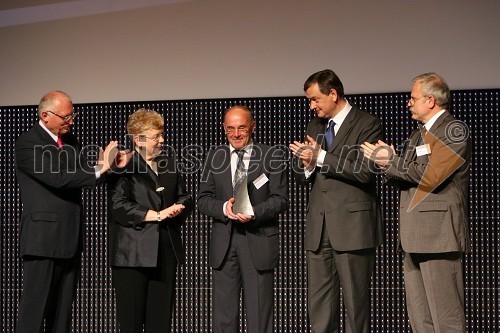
top-left (261, 227), bottom-right (279, 237)
top-left (347, 201), bottom-right (372, 212)
top-left (31, 212), bottom-right (58, 222)
top-left (417, 202), bottom-right (448, 212)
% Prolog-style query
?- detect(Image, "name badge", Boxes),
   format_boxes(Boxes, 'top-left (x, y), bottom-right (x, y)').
top-left (253, 173), bottom-right (269, 189)
top-left (416, 144), bottom-right (431, 157)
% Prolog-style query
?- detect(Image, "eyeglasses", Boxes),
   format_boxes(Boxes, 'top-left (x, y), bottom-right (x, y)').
top-left (142, 132), bottom-right (165, 142)
top-left (46, 110), bottom-right (78, 123)
top-left (408, 96), bottom-right (427, 105)
top-left (224, 126), bottom-right (253, 134)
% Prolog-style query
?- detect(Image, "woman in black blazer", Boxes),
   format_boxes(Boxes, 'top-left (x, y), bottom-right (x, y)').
top-left (108, 108), bottom-right (193, 332)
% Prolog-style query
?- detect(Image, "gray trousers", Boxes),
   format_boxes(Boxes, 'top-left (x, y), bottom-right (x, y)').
top-left (404, 252), bottom-right (465, 333)
top-left (307, 224), bottom-right (375, 333)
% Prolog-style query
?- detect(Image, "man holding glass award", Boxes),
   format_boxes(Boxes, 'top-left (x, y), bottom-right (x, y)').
top-left (198, 105), bottom-right (288, 333)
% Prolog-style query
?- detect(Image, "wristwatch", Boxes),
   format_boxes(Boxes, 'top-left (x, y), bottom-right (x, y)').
top-left (157, 211), bottom-right (161, 222)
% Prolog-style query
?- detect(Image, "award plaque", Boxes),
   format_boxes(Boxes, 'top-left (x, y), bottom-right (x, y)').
top-left (232, 177), bottom-right (254, 216)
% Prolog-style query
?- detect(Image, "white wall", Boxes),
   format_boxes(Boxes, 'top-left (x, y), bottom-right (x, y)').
top-left (1, 0), bottom-right (499, 106)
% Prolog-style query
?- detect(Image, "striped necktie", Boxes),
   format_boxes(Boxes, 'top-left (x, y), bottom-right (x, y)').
top-left (233, 149), bottom-right (246, 195)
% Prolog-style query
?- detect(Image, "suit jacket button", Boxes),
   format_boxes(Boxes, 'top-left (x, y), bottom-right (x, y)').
top-left (322, 189), bottom-right (327, 193)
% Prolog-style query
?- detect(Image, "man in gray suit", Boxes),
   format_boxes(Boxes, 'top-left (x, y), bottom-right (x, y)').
top-left (197, 105), bottom-right (288, 333)
top-left (290, 69), bottom-right (383, 333)
top-left (361, 72), bottom-right (471, 332)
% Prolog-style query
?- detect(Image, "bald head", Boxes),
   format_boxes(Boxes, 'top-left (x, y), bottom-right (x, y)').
top-left (223, 105), bottom-right (256, 150)
top-left (38, 90), bottom-right (75, 136)
top-left (38, 91), bottom-right (73, 118)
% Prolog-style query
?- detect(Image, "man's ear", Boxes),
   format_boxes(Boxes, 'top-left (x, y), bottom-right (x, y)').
top-left (329, 88), bottom-right (338, 102)
top-left (427, 95), bottom-right (437, 109)
top-left (40, 110), bottom-right (49, 123)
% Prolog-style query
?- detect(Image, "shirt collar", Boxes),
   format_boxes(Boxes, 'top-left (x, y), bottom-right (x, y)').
top-left (229, 141), bottom-right (254, 154)
top-left (39, 120), bottom-right (58, 143)
top-left (330, 100), bottom-right (352, 127)
top-left (424, 109), bottom-right (446, 131)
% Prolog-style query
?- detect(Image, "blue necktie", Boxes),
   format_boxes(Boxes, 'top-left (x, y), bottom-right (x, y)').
top-left (324, 120), bottom-right (336, 148)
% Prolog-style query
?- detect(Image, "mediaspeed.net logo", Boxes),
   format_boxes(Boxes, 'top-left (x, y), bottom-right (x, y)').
top-left (407, 120), bottom-right (469, 212)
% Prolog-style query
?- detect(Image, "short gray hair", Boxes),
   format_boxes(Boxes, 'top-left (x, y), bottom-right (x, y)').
top-left (413, 73), bottom-right (451, 109)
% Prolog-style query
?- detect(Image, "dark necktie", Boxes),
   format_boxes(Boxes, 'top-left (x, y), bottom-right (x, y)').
top-left (407, 126), bottom-right (427, 161)
top-left (57, 136), bottom-right (63, 148)
top-left (416, 125), bottom-right (427, 145)
top-left (233, 149), bottom-right (246, 195)
top-left (324, 120), bottom-right (336, 148)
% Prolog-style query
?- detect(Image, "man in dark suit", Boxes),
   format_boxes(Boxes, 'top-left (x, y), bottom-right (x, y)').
top-left (197, 105), bottom-right (288, 333)
top-left (361, 73), bottom-right (471, 332)
top-left (290, 69), bottom-right (383, 333)
top-left (14, 91), bottom-right (131, 332)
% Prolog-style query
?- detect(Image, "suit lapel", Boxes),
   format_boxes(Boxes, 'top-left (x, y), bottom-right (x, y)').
top-left (156, 156), bottom-right (174, 188)
top-left (311, 120), bottom-right (327, 149)
top-left (329, 107), bottom-right (356, 152)
top-left (157, 156), bottom-right (179, 207)
top-left (136, 154), bottom-right (158, 182)
top-left (216, 146), bottom-right (233, 197)
top-left (135, 154), bottom-right (162, 207)
top-left (407, 111), bottom-right (450, 162)
top-left (34, 123), bottom-right (79, 169)
top-left (407, 129), bottom-right (420, 161)
top-left (247, 143), bottom-right (264, 186)
top-left (34, 122), bottom-right (61, 147)
top-left (427, 111), bottom-right (451, 136)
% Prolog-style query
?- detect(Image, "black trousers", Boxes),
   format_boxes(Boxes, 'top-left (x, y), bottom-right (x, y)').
top-left (16, 254), bottom-right (81, 333)
top-left (212, 226), bottom-right (274, 333)
top-left (112, 233), bottom-right (178, 333)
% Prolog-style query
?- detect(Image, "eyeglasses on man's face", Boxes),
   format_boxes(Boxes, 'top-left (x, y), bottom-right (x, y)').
top-left (224, 125), bottom-right (253, 134)
top-left (46, 110), bottom-right (78, 123)
top-left (408, 96), bottom-right (427, 105)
